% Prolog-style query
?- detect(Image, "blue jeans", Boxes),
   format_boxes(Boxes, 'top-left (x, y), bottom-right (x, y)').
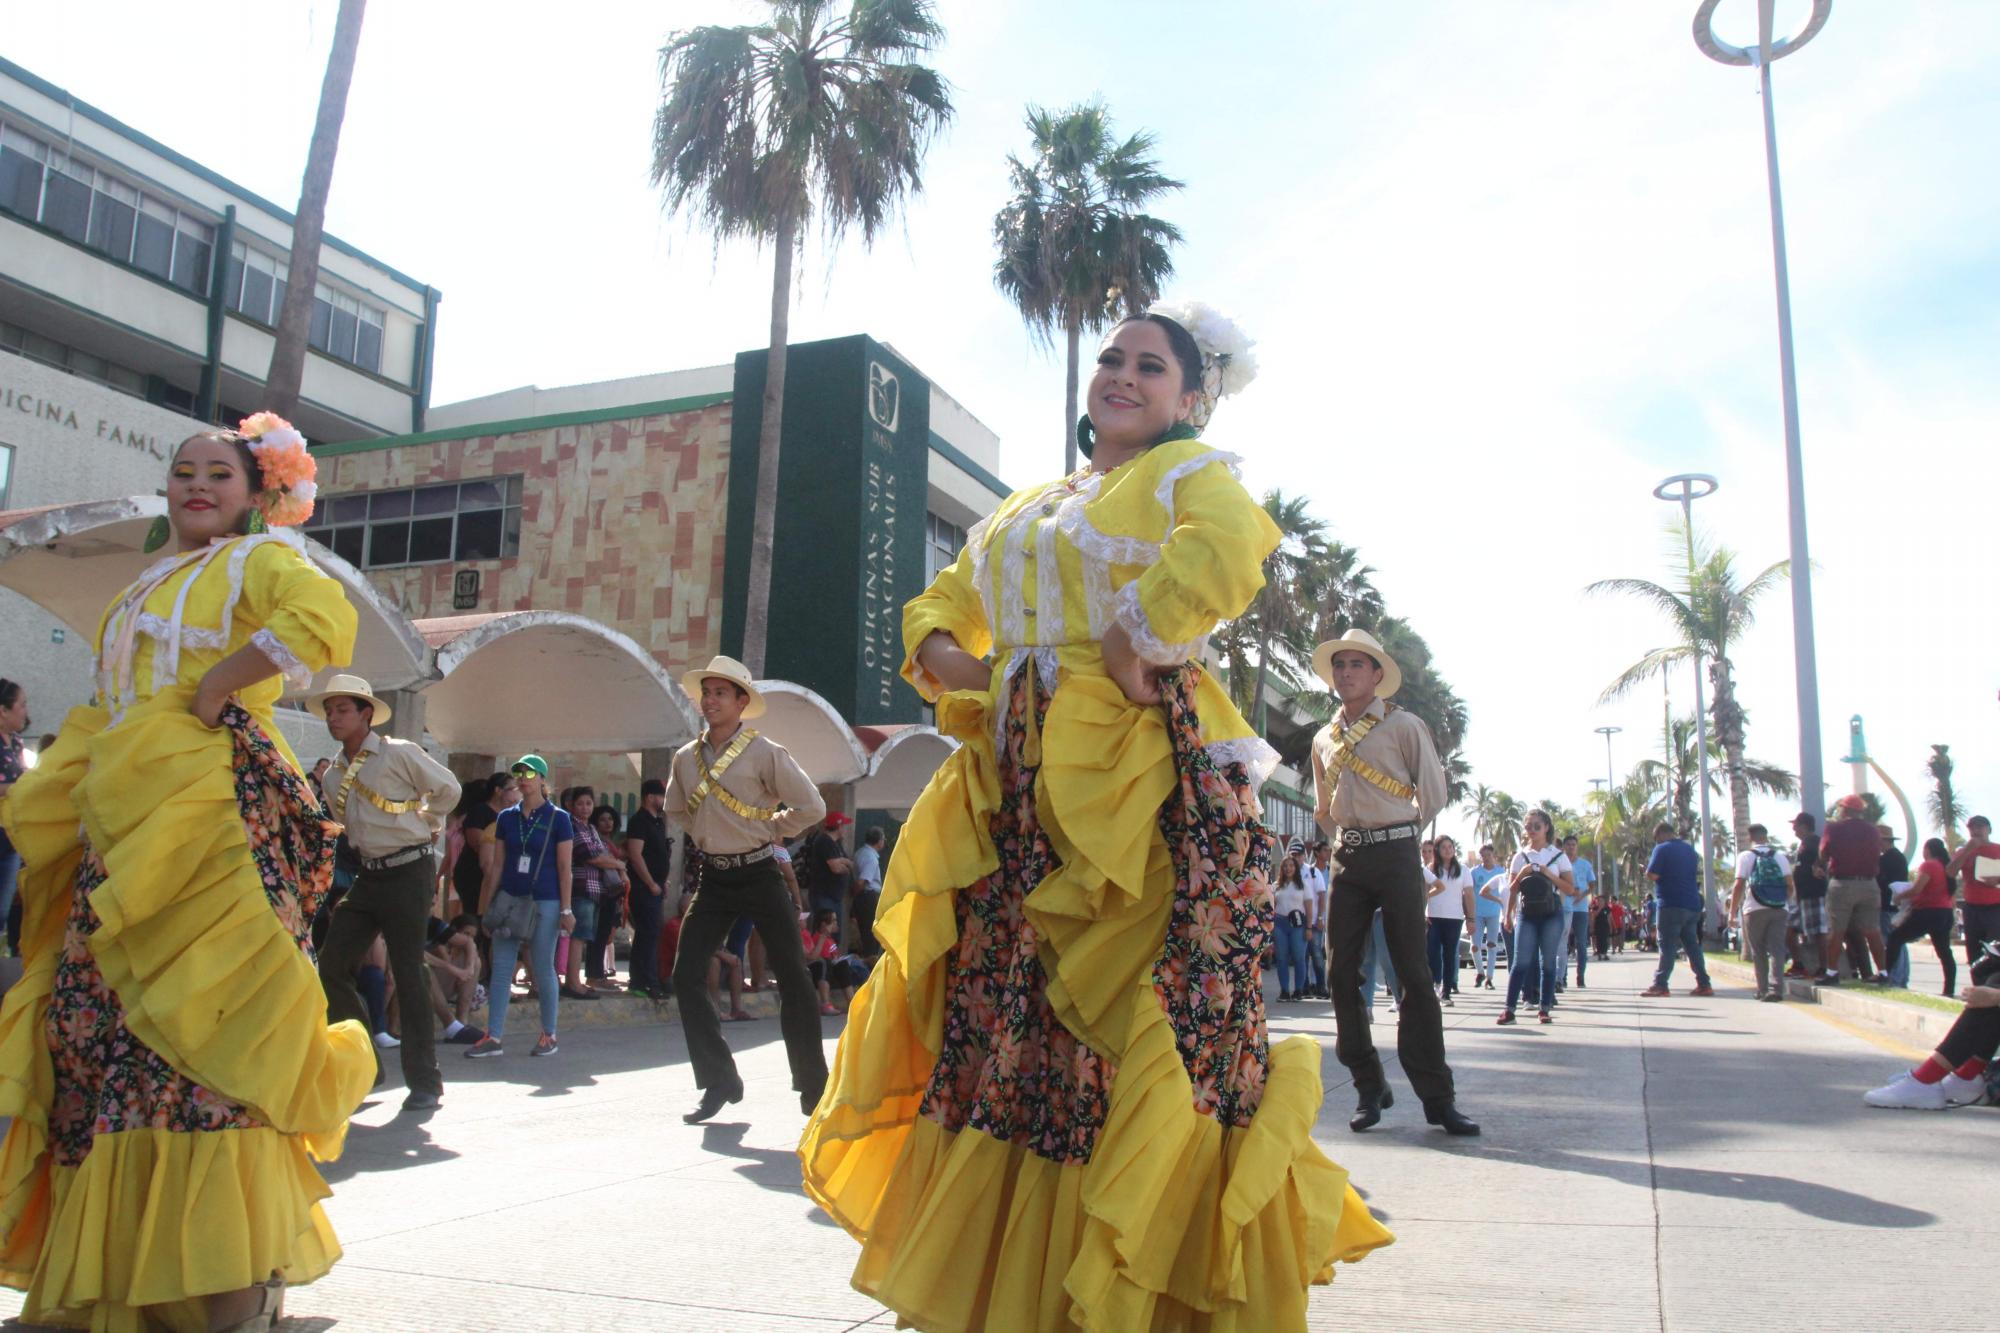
top-left (1882, 908), bottom-right (1911, 988)
top-left (487, 898), bottom-right (561, 1042)
top-left (1360, 911), bottom-right (1399, 1012)
top-left (1653, 905), bottom-right (1710, 988)
top-left (1569, 908), bottom-right (1591, 982)
top-left (1426, 917), bottom-right (1463, 996)
top-left (1506, 912), bottom-right (1565, 1013)
top-left (1306, 927), bottom-right (1326, 993)
top-left (1470, 914), bottom-right (1503, 977)
top-left (1274, 917), bottom-right (1308, 995)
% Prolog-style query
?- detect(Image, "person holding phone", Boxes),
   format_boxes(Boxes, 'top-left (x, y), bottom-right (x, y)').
top-left (464, 755), bottom-right (572, 1059)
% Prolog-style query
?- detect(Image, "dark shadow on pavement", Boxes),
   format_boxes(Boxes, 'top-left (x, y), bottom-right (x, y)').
top-left (700, 1122), bottom-right (837, 1226)
top-left (319, 1112), bottom-right (462, 1184)
top-left (1479, 1144), bottom-right (1936, 1228)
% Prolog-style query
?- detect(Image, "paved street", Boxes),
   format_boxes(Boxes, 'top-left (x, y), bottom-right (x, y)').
top-left (0, 950), bottom-right (1978, 1332)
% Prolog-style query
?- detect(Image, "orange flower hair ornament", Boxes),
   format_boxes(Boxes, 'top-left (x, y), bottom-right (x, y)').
top-left (236, 411), bottom-right (318, 527)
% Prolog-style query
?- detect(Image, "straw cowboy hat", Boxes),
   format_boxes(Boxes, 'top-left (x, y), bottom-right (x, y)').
top-left (1312, 629), bottom-right (1402, 700)
top-left (681, 654), bottom-right (767, 720)
top-left (306, 673), bottom-right (393, 726)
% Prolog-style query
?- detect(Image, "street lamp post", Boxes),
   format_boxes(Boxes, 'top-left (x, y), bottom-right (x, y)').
top-left (1596, 725), bottom-right (1622, 900)
top-left (1693, 0), bottom-right (1832, 820)
top-left (1655, 473), bottom-right (1719, 913)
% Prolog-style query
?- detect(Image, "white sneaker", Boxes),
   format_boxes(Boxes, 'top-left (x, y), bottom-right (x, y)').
top-left (1863, 1072), bottom-right (1948, 1110)
top-left (373, 1031), bottom-right (402, 1049)
top-left (1940, 1072), bottom-right (1987, 1107)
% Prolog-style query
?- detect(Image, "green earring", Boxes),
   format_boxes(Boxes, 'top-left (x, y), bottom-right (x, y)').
top-left (142, 516), bottom-right (171, 553)
top-left (247, 509), bottom-right (267, 535)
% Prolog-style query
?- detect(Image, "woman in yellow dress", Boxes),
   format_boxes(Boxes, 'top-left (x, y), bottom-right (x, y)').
top-left (800, 304), bottom-right (1392, 1331)
top-left (0, 416), bottom-right (374, 1332)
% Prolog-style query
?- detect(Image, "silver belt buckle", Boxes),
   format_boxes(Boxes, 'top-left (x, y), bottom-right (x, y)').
top-left (1341, 828), bottom-right (1364, 849)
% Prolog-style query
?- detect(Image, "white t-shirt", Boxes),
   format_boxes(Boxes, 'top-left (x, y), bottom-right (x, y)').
top-left (1273, 881), bottom-right (1312, 923)
top-left (1300, 863), bottom-right (1330, 926)
top-left (1506, 846), bottom-right (1571, 912)
top-left (1426, 865), bottom-right (1472, 919)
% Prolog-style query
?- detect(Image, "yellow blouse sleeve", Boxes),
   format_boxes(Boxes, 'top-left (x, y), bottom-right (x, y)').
top-left (241, 539), bottom-right (358, 689)
top-left (1114, 460), bottom-right (1281, 664)
top-left (900, 529), bottom-right (992, 702)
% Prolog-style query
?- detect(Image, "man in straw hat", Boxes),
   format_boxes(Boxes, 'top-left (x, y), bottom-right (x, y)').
top-left (665, 656), bottom-right (831, 1124)
top-left (312, 674), bottom-right (462, 1113)
top-left (1310, 631), bottom-right (1479, 1136)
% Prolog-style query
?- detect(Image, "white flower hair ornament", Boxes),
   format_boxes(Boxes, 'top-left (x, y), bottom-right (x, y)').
top-left (1146, 299), bottom-right (1259, 432)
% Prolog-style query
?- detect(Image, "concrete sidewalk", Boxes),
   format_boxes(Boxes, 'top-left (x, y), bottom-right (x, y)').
top-left (0, 952), bottom-right (1977, 1331)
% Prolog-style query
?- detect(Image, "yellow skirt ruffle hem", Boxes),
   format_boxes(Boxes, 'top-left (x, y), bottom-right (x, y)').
top-left (801, 665), bottom-right (1392, 1332)
top-left (0, 692), bottom-right (374, 1332)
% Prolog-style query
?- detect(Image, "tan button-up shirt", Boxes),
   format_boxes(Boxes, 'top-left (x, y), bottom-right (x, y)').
top-left (1311, 697), bottom-right (1446, 835)
top-left (326, 732), bottom-right (462, 859)
top-left (663, 727), bottom-right (826, 854)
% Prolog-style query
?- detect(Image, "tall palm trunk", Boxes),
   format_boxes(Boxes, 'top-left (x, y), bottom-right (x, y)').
top-left (1251, 610), bottom-right (1273, 734)
top-left (1711, 657), bottom-right (1753, 853)
top-left (1063, 316), bottom-right (1081, 474)
top-left (265, 0), bottom-right (367, 419)
top-left (740, 208), bottom-right (797, 677)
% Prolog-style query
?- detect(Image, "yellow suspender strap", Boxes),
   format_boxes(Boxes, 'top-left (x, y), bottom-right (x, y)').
top-left (685, 729), bottom-right (781, 821)
top-left (1330, 713), bottom-right (1417, 802)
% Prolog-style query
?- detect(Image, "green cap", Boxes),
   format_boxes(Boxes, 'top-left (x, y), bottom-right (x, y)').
top-left (511, 753), bottom-right (549, 778)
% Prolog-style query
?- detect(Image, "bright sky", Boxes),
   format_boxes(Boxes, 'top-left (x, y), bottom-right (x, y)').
top-left (12, 1), bottom-right (1997, 841)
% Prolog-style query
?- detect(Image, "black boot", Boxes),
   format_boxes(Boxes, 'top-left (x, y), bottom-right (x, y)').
top-left (683, 1080), bottom-right (744, 1124)
top-left (800, 1073), bottom-right (827, 1116)
top-left (1423, 1098), bottom-right (1480, 1136)
top-left (1349, 1085), bottom-right (1393, 1132)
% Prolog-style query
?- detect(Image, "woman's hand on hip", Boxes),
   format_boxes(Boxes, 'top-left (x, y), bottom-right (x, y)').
top-left (192, 679), bottom-right (230, 728)
top-left (1101, 623), bottom-right (1165, 706)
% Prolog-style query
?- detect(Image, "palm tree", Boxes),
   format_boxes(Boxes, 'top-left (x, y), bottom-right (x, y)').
top-left (1632, 715), bottom-right (1796, 838)
top-left (1468, 787), bottom-right (1526, 861)
top-left (1927, 744), bottom-right (1966, 850)
top-left (264, 0), bottom-right (368, 419)
top-left (651, 0), bottom-right (952, 673)
top-left (1589, 517), bottom-right (1788, 859)
top-left (993, 102), bottom-right (1182, 473)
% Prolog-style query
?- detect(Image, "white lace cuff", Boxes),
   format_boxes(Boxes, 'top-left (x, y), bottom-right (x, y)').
top-left (1113, 581), bottom-right (1200, 666)
top-left (251, 627), bottom-right (312, 691)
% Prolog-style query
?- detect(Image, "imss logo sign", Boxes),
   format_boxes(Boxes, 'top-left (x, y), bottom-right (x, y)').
top-left (867, 361), bottom-right (900, 435)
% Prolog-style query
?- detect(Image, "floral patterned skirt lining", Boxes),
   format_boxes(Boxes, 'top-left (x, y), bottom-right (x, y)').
top-left (45, 704), bottom-right (333, 1166)
top-left (919, 665), bottom-right (1274, 1165)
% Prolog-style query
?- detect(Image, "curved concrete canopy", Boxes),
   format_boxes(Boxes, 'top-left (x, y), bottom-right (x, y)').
top-left (852, 724), bottom-right (956, 814)
top-left (754, 680), bottom-right (870, 786)
top-left (419, 610), bottom-right (701, 755)
top-left (0, 498), bottom-right (429, 691)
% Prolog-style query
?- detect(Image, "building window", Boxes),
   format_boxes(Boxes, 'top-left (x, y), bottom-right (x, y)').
top-left (925, 511), bottom-right (966, 583)
top-left (221, 240), bottom-right (385, 374)
top-left (301, 476), bottom-right (524, 569)
top-left (0, 320), bottom-right (148, 397)
top-left (0, 121), bottom-right (213, 296)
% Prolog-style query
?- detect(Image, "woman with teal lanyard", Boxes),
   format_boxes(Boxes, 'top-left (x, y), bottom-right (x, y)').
top-left (466, 754), bottom-right (573, 1058)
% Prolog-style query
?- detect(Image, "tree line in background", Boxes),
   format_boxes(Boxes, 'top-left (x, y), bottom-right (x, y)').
top-left (1463, 517), bottom-right (1975, 902)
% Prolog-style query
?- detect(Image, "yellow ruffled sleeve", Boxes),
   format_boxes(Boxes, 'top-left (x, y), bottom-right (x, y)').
top-left (1114, 459), bottom-right (1282, 664)
top-left (899, 530), bottom-right (992, 702)
top-left (241, 539), bottom-right (358, 688)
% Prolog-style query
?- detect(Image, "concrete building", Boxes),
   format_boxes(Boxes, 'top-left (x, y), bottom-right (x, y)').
top-left (0, 56), bottom-right (438, 446)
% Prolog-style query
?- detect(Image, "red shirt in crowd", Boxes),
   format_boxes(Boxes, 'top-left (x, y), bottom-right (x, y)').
top-left (1908, 860), bottom-right (1956, 911)
top-left (1609, 902), bottom-right (1627, 930)
top-left (1820, 819), bottom-right (1881, 879)
top-left (802, 928), bottom-right (838, 963)
top-left (1963, 838), bottom-right (2000, 906)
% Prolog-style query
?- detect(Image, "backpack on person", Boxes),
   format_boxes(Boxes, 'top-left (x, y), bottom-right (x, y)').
top-left (1747, 847), bottom-right (1789, 909)
top-left (1516, 853), bottom-right (1562, 922)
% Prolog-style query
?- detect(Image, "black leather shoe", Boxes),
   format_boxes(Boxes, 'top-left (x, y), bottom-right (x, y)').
top-left (1349, 1085), bottom-right (1393, 1132)
top-left (401, 1090), bottom-right (442, 1113)
top-left (800, 1075), bottom-right (827, 1116)
top-left (1424, 1099), bottom-right (1481, 1136)
top-left (683, 1082), bottom-right (744, 1124)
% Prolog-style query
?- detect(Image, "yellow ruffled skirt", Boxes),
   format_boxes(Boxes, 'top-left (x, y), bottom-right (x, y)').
top-left (0, 691), bottom-right (374, 1332)
top-left (801, 662), bottom-right (1391, 1332)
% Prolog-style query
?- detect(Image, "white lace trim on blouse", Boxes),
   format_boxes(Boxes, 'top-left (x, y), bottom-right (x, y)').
top-left (251, 627), bottom-right (312, 691)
